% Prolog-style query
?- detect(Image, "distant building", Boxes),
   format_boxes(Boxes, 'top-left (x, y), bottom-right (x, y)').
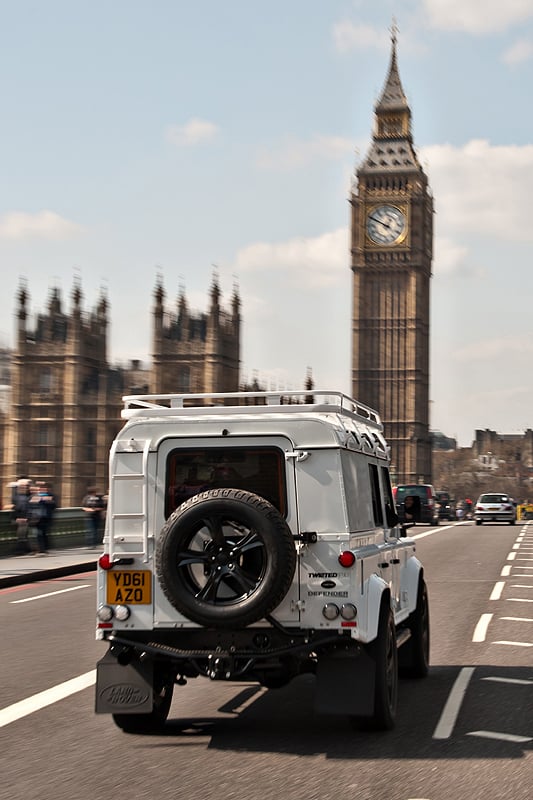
top-left (2, 276), bottom-right (242, 506)
top-left (152, 276), bottom-right (240, 395)
top-left (430, 430), bottom-right (457, 451)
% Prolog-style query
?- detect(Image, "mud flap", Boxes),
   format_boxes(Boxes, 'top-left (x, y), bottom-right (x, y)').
top-left (95, 649), bottom-right (154, 714)
top-left (314, 648), bottom-right (375, 716)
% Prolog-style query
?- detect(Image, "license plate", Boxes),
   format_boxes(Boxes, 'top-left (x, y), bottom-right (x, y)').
top-left (106, 570), bottom-right (152, 604)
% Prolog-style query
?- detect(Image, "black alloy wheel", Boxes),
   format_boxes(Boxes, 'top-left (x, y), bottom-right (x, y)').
top-left (156, 488), bottom-right (296, 629)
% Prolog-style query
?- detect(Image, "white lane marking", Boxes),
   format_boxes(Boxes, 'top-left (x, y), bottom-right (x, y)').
top-left (493, 640), bottom-right (533, 647)
top-left (0, 670), bottom-right (96, 728)
top-left (507, 597), bottom-right (533, 603)
top-left (433, 667), bottom-right (475, 740)
top-left (10, 585), bottom-right (90, 604)
top-left (510, 584), bottom-right (533, 589)
top-left (466, 730), bottom-right (532, 743)
top-left (231, 687), bottom-right (266, 713)
top-left (490, 582), bottom-right (505, 600)
top-left (500, 616), bottom-right (533, 622)
top-left (472, 613), bottom-right (493, 642)
top-left (513, 565), bottom-right (533, 569)
top-left (482, 676), bottom-right (533, 686)
top-left (507, 552), bottom-right (516, 561)
top-left (516, 557), bottom-right (533, 561)
top-left (512, 543), bottom-right (520, 550)
top-left (410, 524), bottom-right (455, 540)
top-left (501, 565), bottom-right (511, 577)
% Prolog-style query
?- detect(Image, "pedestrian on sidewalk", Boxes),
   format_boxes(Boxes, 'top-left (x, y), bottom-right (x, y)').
top-left (28, 482), bottom-right (56, 554)
top-left (11, 478), bottom-right (32, 555)
top-left (82, 486), bottom-right (106, 548)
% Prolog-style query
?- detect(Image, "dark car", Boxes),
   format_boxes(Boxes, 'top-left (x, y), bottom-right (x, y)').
top-left (436, 491), bottom-right (455, 521)
top-left (393, 483), bottom-right (440, 526)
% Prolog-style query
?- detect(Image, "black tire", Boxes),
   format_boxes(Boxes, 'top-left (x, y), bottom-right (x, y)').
top-left (353, 599), bottom-right (398, 731)
top-left (112, 671), bottom-right (174, 734)
top-left (399, 578), bottom-right (430, 679)
top-left (476, 519), bottom-right (482, 526)
top-left (156, 488), bottom-right (297, 629)
top-left (510, 519), bottom-right (515, 525)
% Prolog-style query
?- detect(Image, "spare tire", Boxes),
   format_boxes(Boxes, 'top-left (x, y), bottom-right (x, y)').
top-left (156, 488), bottom-right (297, 629)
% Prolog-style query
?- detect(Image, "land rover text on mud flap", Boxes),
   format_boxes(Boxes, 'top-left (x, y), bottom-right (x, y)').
top-left (95, 390), bottom-right (429, 733)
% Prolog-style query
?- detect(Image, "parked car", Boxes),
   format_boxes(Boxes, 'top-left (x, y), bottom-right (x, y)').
top-left (436, 491), bottom-right (455, 521)
top-left (474, 493), bottom-right (516, 525)
top-left (393, 484), bottom-right (439, 526)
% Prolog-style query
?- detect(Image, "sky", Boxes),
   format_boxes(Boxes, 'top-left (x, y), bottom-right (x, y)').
top-left (1, 0), bottom-right (533, 446)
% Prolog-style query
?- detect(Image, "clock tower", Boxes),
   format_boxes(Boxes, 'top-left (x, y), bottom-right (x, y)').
top-left (350, 31), bottom-right (433, 484)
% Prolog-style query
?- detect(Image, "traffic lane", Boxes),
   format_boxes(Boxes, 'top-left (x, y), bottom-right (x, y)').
top-left (1, 666), bottom-right (531, 800)
top-left (1, 534), bottom-right (531, 800)
top-left (410, 520), bottom-right (530, 666)
top-left (0, 572), bottom-right (101, 708)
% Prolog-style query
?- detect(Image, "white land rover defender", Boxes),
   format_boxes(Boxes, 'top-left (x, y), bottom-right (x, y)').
top-left (95, 390), bottom-right (429, 733)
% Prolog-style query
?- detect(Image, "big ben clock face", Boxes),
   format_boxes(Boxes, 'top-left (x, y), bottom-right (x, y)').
top-left (366, 205), bottom-right (407, 245)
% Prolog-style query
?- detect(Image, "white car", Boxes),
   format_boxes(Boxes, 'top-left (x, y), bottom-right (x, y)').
top-left (94, 390), bottom-right (429, 733)
top-left (475, 493), bottom-right (516, 525)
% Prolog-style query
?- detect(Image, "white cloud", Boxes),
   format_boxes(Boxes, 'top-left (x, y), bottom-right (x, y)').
top-left (0, 210), bottom-right (84, 240)
top-left (256, 135), bottom-right (354, 170)
top-left (455, 335), bottom-right (533, 361)
top-left (421, 139), bottom-right (533, 241)
top-left (433, 236), bottom-right (470, 275)
top-left (165, 118), bottom-right (219, 146)
top-left (233, 228), bottom-right (348, 289)
top-left (332, 21), bottom-right (389, 54)
top-left (422, 0), bottom-right (533, 34)
top-left (502, 37), bottom-right (533, 64)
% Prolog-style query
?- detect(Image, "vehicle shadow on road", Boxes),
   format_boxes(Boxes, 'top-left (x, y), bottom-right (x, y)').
top-left (144, 666), bottom-right (532, 761)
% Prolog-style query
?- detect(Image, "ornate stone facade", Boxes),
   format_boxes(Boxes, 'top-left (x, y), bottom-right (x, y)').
top-left (2, 277), bottom-right (241, 506)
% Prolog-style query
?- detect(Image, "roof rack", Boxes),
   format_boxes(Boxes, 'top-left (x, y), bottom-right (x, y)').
top-left (121, 389), bottom-right (382, 428)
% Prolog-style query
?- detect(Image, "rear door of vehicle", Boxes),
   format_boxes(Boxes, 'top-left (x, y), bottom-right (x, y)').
top-left (152, 435), bottom-right (301, 625)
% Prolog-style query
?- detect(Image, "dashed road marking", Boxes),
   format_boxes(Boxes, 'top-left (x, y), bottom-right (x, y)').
top-left (490, 581), bottom-right (505, 600)
top-left (482, 676), bottom-right (533, 686)
top-left (472, 613), bottom-right (493, 642)
top-left (466, 730), bottom-right (532, 743)
top-left (493, 640), bottom-right (533, 647)
top-left (433, 667), bottom-right (475, 740)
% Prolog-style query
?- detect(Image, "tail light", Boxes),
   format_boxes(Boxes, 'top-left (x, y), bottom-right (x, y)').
top-left (338, 551), bottom-right (356, 568)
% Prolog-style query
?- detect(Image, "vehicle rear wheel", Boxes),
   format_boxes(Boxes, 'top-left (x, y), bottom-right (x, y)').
top-left (112, 670), bottom-right (174, 734)
top-left (399, 579), bottom-right (429, 679)
top-left (510, 519), bottom-right (515, 525)
top-left (352, 600), bottom-right (398, 731)
top-left (156, 488), bottom-right (296, 629)
top-left (476, 519), bottom-right (482, 526)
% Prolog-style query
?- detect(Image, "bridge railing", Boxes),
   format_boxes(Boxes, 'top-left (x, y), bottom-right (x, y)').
top-left (0, 508), bottom-right (88, 557)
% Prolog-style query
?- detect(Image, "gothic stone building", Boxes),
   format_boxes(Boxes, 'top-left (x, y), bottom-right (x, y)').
top-left (351, 34), bottom-right (433, 485)
top-left (2, 277), bottom-right (240, 507)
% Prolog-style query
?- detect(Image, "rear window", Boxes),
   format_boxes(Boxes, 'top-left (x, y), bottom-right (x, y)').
top-left (166, 447), bottom-right (286, 518)
top-left (479, 494), bottom-right (508, 503)
top-left (395, 485), bottom-right (430, 501)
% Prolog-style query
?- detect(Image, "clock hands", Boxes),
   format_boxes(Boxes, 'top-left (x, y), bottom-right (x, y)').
top-left (368, 214), bottom-right (394, 230)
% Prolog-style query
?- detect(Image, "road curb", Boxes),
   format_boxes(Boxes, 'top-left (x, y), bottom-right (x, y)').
top-left (0, 561), bottom-right (97, 588)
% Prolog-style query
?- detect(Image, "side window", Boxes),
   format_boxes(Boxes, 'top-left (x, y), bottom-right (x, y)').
top-left (381, 466), bottom-right (397, 528)
top-left (165, 447), bottom-right (286, 518)
top-left (369, 463), bottom-right (384, 526)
